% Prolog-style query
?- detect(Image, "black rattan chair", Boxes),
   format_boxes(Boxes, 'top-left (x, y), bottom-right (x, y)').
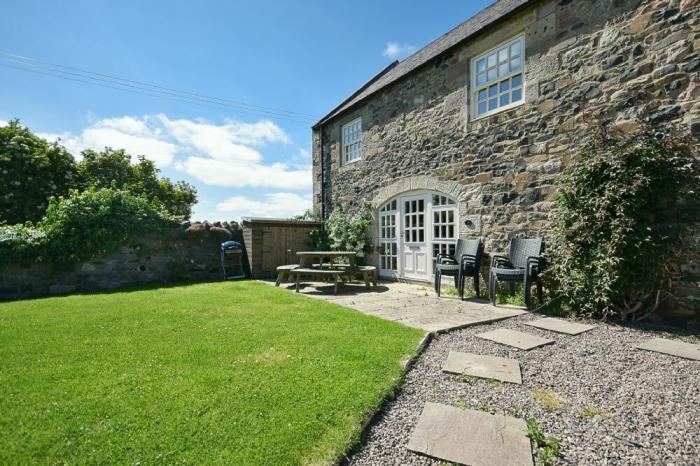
top-left (489, 237), bottom-right (544, 309)
top-left (434, 238), bottom-right (484, 300)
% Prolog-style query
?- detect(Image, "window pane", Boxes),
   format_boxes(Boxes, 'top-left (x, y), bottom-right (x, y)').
top-left (500, 94), bottom-right (510, 106)
top-left (510, 40), bottom-right (521, 56)
top-left (478, 102), bottom-right (487, 114)
top-left (487, 68), bottom-right (496, 81)
top-left (489, 98), bottom-right (497, 110)
top-left (498, 48), bottom-right (508, 63)
top-left (487, 53), bottom-right (496, 67)
top-left (510, 56), bottom-right (521, 72)
top-left (477, 73), bottom-right (487, 85)
top-left (499, 62), bottom-right (509, 77)
top-left (512, 88), bottom-right (522, 102)
top-left (512, 74), bottom-right (522, 87)
top-left (488, 84), bottom-right (498, 96)
top-left (500, 79), bottom-right (510, 92)
top-left (476, 58), bottom-right (485, 72)
top-left (478, 89), bottom-right (487, 101)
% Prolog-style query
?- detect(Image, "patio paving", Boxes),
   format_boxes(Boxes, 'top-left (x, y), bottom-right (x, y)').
top-left (636, 337), bottom-right (700, 361)
top-left (271, 280), bottom-right (527, 332)
top-left (407, 402), bottom-right (533, 466)
top-left (525, 317), bottom-right (597, 335)
top-left (443, 351), bottom-right (522, 384)
top-left (476, 328), bottom-right (555, 350)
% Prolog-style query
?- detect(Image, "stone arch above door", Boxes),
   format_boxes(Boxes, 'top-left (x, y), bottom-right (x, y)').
top-left (370, 175), bottom-right (481, 236)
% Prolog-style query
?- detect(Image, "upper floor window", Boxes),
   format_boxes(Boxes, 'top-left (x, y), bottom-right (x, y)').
top-left (472, 36), bottom-right (524, 118)
top-left (342, 118), bottom-right (362, 164)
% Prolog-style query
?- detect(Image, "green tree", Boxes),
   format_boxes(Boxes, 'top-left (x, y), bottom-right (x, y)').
top-left (0, 119), bottom-right (77, 224)
top-left (77, 148), bottom-right (197, 220)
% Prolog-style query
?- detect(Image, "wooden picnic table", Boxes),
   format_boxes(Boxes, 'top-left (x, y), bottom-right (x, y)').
top-left (296, 251), bottom-right (357, 269)
top-left (285, 252), bottom-right (376, 294)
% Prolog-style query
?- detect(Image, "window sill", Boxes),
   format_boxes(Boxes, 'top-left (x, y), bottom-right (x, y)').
top-left (470, 100), bottom-right (524, 122)
top-left (341, 158), bottom-right (362, 168)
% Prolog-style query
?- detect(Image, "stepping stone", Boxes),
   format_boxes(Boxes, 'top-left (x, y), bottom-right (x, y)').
top-left (636, 338), bottom-right (700, 361)
top-left (407, 402), bottom-right (533, 466)
top-left (525, 317), bottom-right (597, 335)
top-left (477, 328), bottom-right (554, 350)
top-left (443, 351), bottom-right (522, 384)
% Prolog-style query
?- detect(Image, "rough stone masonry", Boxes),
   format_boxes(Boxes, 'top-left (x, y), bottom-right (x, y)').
top-left (312, 0), bottom-right (700, 318)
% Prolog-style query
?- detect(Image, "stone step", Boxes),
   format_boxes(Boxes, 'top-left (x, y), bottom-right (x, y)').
top-left (524, 317), bottom-right (597, 335)
top-left (636, 337), bottom-right (700, 361)
top-left (443, 350), bottom-right (522, 384)
top-left (476, 328), bottom-right (555, 350)
top-left (407, 402), bottom-right (533, 466)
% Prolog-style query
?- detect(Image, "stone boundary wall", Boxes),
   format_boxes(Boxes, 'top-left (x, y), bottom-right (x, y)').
top-left (0, 221), bottom-right (246, 301)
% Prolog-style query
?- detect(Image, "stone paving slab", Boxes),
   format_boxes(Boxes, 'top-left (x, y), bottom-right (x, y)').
top-left (407, 402), bottom-right (533, 466)
top-left (267, 280), bottom-right (526, 332)
top-left (636, 338), bottom-right (700, 361)
top-left (525, 317), bottom-right (597, 335)
top-left (477, 328), bottom-right (555, 350)
top-left (443, 351), bottom-right (522, 384)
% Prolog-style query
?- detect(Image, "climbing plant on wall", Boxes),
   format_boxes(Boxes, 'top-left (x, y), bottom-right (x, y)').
top-left (547, 123), bottom-right (699, 321)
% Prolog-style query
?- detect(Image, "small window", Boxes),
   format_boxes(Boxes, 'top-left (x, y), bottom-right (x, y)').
top-left (472, 36), bottom-right (524, 118)
top-left (341, 118), bottom-right (362, 164)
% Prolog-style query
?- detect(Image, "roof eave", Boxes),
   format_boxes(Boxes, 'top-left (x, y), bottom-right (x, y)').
top-left (312, 60), bottom-right (399, 129)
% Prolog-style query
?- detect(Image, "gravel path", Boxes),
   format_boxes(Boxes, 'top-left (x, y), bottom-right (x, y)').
top-left (346, 313), bottom-right (700, 465)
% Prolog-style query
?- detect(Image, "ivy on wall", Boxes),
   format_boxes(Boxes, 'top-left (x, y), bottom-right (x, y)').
top-left (0, 188), bottom-right (177, 266)
top-left (546, 123), bottom-right (699, 321)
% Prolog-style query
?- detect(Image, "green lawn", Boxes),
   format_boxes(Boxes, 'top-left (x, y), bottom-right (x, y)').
top-left (0, 281), bottom-right (424, 465)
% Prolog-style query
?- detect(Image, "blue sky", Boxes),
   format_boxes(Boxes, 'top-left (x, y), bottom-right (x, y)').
top-left (1, 0), bottom-right (492, 221)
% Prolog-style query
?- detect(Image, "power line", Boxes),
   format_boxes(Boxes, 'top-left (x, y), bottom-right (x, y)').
top-left (0, 51), bottom-right (318, 118)
top-left (0, 61), bottom-right (314, 124)
top-left (0, 51), bottom-right (320, 124)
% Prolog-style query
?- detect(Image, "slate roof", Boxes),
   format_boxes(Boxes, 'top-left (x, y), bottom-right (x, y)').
top-left (314, 0), bottom-right (533, 128)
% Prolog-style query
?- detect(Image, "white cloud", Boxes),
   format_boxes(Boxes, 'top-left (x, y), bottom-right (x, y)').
top-left (181, 157), bottom-right (309, 189)
top-left (0, 120), bottom-right (7, 127)
top-left (36, 114), bottom-right (311, 191)
top-left (216, 192), bottom-right (312, 220)
top-left (382, 41), bottom-right (417, 59)
top-left (39, 116), bottom-right (178, 166)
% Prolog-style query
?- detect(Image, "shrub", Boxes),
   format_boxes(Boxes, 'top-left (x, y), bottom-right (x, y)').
top-left (0, 120), bottom-right (77, 224)
top-left (77, 148), bottom-right (197, 220)
top-left (0, 121), bottom-right (197, 224)
top-left (326, 203), bottom-right (374, 256)
top-left (547, 124), bottom-right (699, 321)
top-left (0, 188), bottom-right (176, 265)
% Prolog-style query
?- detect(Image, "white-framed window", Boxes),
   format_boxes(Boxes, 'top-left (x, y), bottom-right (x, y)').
top-left (430, 194), bottom-right (457, 273)
top-left (341, 118), bottom-right (362, 164)
top-left (379, 200), bottom-right (398, 272)
top-left (472, 35), bottom-right (524, 118)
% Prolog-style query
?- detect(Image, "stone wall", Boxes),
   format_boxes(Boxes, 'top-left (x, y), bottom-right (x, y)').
top-left (0, 221), bottom-right (245, 300)
top-left (312, 0), bottom-right (699, 316)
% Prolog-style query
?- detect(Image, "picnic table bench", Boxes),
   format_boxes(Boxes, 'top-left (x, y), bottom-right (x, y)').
top-left (276, 260), bottom-right (377, 294)
top-left (289, 268), bottom-right (343, 294)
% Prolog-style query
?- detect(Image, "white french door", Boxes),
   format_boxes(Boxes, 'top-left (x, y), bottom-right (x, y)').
top-left (378, 191), bottom-right (458, 282)
top-left (401, 194), bottom-right (429, 280)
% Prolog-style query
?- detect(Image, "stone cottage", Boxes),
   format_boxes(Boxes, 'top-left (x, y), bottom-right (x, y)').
top-left (312, 0), bottom-right (698, 288)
